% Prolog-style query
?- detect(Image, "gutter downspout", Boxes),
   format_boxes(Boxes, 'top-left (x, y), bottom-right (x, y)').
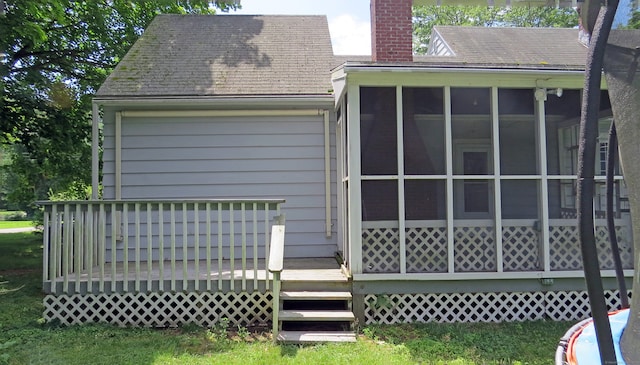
top-left (115, 111), bottom-right (122, 201)
top-left (324, 110), bottom-right (332, 238)
top-left (91, 102), bottom-right (100, 200)
top-left (114, 111), bottom-right (123, 240)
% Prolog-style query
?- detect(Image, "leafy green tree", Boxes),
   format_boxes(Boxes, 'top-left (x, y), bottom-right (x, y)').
top-left (413, 5), bottom-right (579, 54)
top-left (624, 2), bottom-right (640, 29)
top-left (0, 0), bottom-right (238, 212)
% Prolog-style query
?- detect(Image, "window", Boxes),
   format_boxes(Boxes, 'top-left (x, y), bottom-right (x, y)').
top-left (360, 87), bottom-right (397, 175)
top-left (557, 118), bottom-right (621, 216)
top-left (454, 144), bottom-right (493, 219)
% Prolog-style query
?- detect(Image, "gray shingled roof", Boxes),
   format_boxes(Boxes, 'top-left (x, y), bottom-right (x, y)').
top-left (101, 18), bottom-right (591, 98)
top-left (97, 15), bottom-right (335, 98)
top-left (416, 26), bottom-right (588, 69)
top-left (337, 26), bottom-right (588, 70)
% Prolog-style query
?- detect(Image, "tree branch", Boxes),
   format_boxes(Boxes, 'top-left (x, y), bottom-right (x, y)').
top-left (13, 48), bottom-right (92, 62)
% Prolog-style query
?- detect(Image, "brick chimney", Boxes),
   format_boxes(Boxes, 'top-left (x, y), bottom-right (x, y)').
top-left (371, 0), bottom-right (413, 62)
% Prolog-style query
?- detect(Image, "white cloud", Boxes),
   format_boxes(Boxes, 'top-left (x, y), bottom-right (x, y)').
top-left (329, 14), bottom-right (371, 55)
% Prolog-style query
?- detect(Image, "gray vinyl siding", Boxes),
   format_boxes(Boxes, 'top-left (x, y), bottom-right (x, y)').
top-left (102, 110), bottom-right (338, 258)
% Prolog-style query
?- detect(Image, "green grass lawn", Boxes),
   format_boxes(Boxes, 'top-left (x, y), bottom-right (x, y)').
top-left (0, 232), bottom-right (42, 270)
top-left (0, 221), bottom-right (35, 229)
top-left (0, 232), bottom-right (571, 365)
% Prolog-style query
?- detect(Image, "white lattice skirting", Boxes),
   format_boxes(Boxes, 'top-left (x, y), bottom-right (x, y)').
top-left (365, 290), bottom-right (632, 324)
top-left (43, 291), bottom-right (273, 327)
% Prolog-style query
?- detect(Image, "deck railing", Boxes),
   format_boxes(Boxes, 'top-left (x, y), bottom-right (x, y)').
top-left (40, 199), bottom-right (284, 295)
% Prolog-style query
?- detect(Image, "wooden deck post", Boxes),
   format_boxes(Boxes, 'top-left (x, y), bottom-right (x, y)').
top-left (268, 220), bottom-right (285, 339)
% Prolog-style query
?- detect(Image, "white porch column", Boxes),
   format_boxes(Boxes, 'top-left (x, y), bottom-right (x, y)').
top-left (396, 86), bottom-right (407, 274)
top-left (534, 88), bottom-right (551, 272)
top-left (444, 86), bottom-right (455, 273)
top-left (491, 87), bottom-right (503, 272)
top-left (347, 83), bottom-right (363, 274)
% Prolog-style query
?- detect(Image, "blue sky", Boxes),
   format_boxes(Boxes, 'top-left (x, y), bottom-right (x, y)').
top-left (232, 0), bottom-right (372, 55)
top-left (231, 0), bottom-right (637, 55)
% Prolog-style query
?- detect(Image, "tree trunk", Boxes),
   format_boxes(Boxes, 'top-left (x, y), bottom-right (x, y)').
top-left (604, 29), bottom-right (640, 365)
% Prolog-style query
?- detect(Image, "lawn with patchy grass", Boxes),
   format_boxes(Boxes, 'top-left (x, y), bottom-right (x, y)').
top-left (0, 232), bottom-right (571, 364)
top-left (0, 232), bottom-right (41, 271)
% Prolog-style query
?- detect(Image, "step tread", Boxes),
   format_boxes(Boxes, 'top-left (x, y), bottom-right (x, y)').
top-left (279, 310), bottom-right (355, 321)
top-left (280, 282), bottom-right (351, 292)
top-left (280, 291), bottom-right (352, 300)
top-left (282, 277), bottom-right (349, 283)
top-left (277, 330), bottom-right (357, 343)
top-left (281, 269), bottom-right (348, 282)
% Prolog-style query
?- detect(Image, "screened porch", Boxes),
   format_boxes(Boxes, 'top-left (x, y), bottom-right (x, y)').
top-left (336, 83), bottom-right (633, 279)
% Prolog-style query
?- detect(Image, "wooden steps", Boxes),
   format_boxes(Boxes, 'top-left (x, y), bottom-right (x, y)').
top-left (276, 331), bottom-right (356, 343)
top-left (275, 268), bottom-right (356, 344)
top-left (281, 291), bottom-right (352, 301)
top-left (279, 309), bottom-right (355, 321)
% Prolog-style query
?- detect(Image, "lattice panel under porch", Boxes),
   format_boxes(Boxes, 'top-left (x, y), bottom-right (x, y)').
top-left (405, 227), bottom-right (448, 273)
top-left (362, 228), bottom-right (400, 273)
top-left (453, 226), bottom-right (496, 272)
top-left (549, 226), bottom-right (581, 270)
top-left (502, 226), bottom-right (541, 271)
top-left (549, 225), bottom-right (633, 271)
top-left (544, 290), bottom-right (632, 321)
top-left (594, 226), bottom-right (634, 269)
top-left (43, 291), bottom-right (272, 327)
top-left (364, 290), bottom-right (631, 324)
top-left (365, 292), bottom-right (544, 324)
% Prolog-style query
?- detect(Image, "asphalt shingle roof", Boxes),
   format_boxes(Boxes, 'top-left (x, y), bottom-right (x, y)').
top-left (97, 15), bottom-right (335, 97)
top-left (99, 17), bottom-right (595, 98)
top-left (417, 26), bottom-right (588, 70)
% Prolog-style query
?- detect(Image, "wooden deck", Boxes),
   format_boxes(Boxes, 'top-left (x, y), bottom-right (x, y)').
top-left (45, 258), bottom-right (346, 294)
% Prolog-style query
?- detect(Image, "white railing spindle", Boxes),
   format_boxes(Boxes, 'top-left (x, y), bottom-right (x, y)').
top-left (182, 202), bottom-right (188, 291)
top-left (217, 205), bottom-right (223, 291)
top-left (229, 203), bottom-right (235, 292)
top-left (74, 204), bottom-right (82, 293)
top-left (194, 202), bottom-right (200, 292)
top-left (170, 203), bottom-right (176, 292)
top-left (146, 203), bottom-right (153, 291)
top-left (135, 203), bottom-right (141, 292)
top-left (158, 203), bottom-right (164, 292)
top-left (123, 203), bottom-right (129, 292)
top-left (253, 203), bottom-right (258, 289)
top-left (63, 204), bottom-right (70, 293)
top-left (206, 202), bottom-right (212, 291)
top-left (264, 205), bottom-right (270, 290)
top-left (110, 203), bottom-right (117, 293)
top-left (43, 210), bottom-right (50, 283)
top-left (86, 204), bottom-right (94, 292)
top-left (99, 203), bottom-right (106, 292)
top-left (241, 202), bottom-right (247, 292)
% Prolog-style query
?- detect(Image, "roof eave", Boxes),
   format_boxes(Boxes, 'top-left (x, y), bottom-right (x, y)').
top-left (92, 94), bottom-right (335, 108)
top-left (339, 62), bottom-right (587, 75)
